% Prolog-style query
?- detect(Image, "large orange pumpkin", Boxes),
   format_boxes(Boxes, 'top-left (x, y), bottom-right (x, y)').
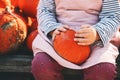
top-left (53, 29), bottom-right (90, 64)
top-left (26, 30), bottom-right (38, 52)
top-left (0, 9), bottom-right (27, 54)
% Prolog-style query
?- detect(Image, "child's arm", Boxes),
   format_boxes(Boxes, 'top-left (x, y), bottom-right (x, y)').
top-left (92, 0), bottom-right (120, 46)
top-left (37, 0), bottom-right (63, 36)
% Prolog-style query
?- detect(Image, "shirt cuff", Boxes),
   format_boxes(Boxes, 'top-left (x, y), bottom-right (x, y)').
top-left (92, 40), bottom-right (104, 47)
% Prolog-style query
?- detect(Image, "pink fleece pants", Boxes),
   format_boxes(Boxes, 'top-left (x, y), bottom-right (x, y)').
top-left (31, 52), bottom-right (117, 80)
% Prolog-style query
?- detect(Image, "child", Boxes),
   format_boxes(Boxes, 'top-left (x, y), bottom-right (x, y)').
top-left (31, 0), bottom-right (120, 80)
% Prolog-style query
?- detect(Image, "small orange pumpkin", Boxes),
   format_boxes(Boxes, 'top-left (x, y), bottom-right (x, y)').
top-left (53, 29), bottom-right (90, 64)
top-left (0, 9), bottom-right (27, 54)
top-left (26, 30), bottom-right (38, 52)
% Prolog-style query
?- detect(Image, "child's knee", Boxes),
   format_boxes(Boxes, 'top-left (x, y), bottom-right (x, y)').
top-left (31, 52), bottom-right (50, 70)
top-left (31, 52), bottom-right (64, 80)
top-left (83, 63), bottom-right (117, 80)
top-left (31, 52), bottom-right (63, 72)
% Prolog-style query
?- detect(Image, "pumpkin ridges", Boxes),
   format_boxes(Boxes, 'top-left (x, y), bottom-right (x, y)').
top-left (0, 25), bottom-right (19, 53)
top-left (0, 10), bottom-right (27, 42)
top-left (53, 29), bottom-right (90, 64)
top-left (15, 14), bottom-right (27, 42)
top-left (0, 9), bottom-right (27, 54)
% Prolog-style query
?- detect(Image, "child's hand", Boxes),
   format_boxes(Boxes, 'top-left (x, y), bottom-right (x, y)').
top-left (50, 25), bottom-right (70, 40)
top-left (74, 24), bottom-right (100, 45)
top-left (110, 29), bottom-right (120, 47)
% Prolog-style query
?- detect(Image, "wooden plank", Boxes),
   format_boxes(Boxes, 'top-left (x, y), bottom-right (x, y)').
top-left (0, 55), bottom-right (33, 72)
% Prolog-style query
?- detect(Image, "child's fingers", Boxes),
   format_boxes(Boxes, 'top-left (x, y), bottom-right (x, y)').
top-left (74, 27), bottom-right (98, 45)
top-left (52, 25), bottom-right (70, 40)
top-left (75, 33), bottom-right (89, 38)
top-left (52, 29), bottom-right (60, 40)
top-left (74, 37), bottom-right (91, 45)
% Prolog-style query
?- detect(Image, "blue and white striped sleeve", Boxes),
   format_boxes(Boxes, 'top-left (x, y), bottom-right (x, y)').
top-left (93, 0), bottom-right (120, 46)
top-left (37, 0), bottom-right (63, 35)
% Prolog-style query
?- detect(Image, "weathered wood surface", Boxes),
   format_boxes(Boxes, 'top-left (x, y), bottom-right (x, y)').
top-left (0, 55), bottom-right (33, 72)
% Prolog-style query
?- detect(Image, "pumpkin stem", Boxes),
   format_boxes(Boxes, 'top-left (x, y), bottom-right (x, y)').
top-left (5, 6), bottom-right (17, 19)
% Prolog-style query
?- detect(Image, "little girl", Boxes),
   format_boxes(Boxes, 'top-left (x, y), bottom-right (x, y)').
top-left (31, 0), bottom-right (120, 80)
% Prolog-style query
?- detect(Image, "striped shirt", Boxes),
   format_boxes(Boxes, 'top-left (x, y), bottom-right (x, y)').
top-left (37, 0), bottom-right (120, 46)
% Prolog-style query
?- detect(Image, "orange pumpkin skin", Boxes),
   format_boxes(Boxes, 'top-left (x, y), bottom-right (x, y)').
top-left (10, 0), bottom-right (19, 7)
top-left (0, 0), bottom-right (11, 8)
top-left (18, 0), bottom-right (39, 18)
top-left (53, 30), bottom-right (90, 64)
top-left (0, 11), bottom-right (27, 54)
top-left (26, 30), bottom-right (38, 52)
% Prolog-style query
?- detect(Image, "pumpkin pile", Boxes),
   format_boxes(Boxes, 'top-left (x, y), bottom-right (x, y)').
top-left (0, 8), bottom-right (27, 54)
top-left (53, 30), bottom-right (90, 64)
top-left (0, 0), bottom-right (39, 54)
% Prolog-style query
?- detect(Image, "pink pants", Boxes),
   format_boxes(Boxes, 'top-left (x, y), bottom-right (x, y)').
top-left (31, 52), bottom-right (117, 80)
